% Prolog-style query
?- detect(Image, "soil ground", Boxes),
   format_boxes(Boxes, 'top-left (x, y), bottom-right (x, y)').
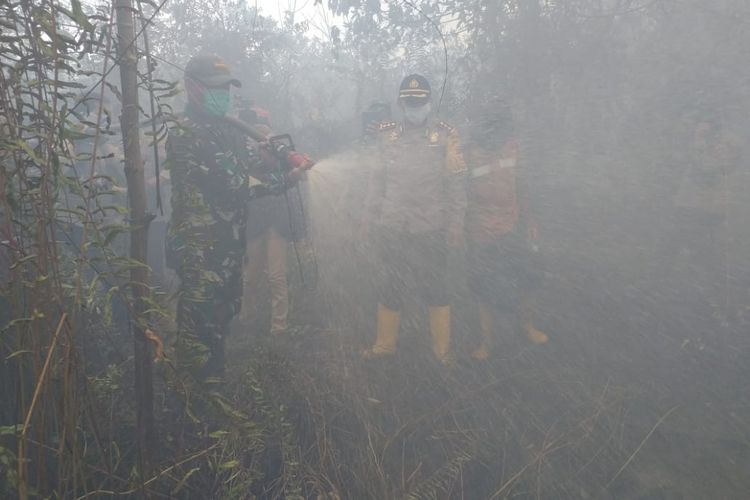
top-left (225, 163), bottom-right (750, 499)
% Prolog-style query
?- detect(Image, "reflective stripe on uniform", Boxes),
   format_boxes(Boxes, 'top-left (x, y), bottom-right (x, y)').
top-left (470, 164), bottom-right (492, 179)
top-left (499, 157), bottom-right (517, 169)
top-left (470, 156), bottom-right (516, 178)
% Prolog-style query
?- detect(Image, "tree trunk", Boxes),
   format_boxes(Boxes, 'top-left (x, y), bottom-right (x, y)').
top-left (115, 0), bottom-right (154, 482)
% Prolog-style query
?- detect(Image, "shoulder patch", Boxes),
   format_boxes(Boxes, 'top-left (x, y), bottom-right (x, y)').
top-left (437, 121), bottom-right (457, 134)
top-left (377, 121), bottom-right (397, 132)
top-left (498, 157), bottom-right (517, 169)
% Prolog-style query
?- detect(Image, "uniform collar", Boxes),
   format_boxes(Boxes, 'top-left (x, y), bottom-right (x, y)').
top-left (399, 118), bottom-right (436, 136)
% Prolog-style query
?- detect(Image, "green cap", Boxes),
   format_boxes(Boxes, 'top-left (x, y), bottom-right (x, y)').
top-left (184, 54), bottom-right (241, 88)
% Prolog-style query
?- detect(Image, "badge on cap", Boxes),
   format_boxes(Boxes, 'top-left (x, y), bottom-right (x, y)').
top-left (410, 79), bottom-right (420, 89)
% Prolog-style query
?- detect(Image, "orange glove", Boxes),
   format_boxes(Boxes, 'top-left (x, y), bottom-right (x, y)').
top-left (286, 151), bottom-right (314, 171)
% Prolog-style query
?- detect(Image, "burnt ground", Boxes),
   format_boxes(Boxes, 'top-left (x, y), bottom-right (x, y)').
top-left (226, 167), bottom-right (750, 499)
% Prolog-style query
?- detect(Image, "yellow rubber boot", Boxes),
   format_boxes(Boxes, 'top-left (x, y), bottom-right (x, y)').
top-left (429, 306), bottom-right (453, 365)
top-left (525, 324), bottom-right (549, 345)
top-left (362, 304), bottom-right (401, 359)
top-left (472, 303), bottom-right (494, 361)
top-left (521, 297), bottom-right (549, 345)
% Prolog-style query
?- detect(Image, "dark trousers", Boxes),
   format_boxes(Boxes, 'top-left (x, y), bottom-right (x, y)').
top-left (376, 230), bottom-right (448, 310)
top-left (467, 231), bottom-right (542, 312)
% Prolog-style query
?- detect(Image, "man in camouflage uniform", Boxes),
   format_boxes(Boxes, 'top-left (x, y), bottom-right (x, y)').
top-left (167, 55), bottom-right (308, 378)
top-left (362, 74), bottom-right (466, 365)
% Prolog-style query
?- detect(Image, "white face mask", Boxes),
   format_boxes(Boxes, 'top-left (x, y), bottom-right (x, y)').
top-left (402, 102), bottom-right (432, 125)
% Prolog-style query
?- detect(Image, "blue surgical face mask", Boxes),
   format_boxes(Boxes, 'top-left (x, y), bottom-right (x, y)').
top-left (203, 88), bottom-right (230, 117)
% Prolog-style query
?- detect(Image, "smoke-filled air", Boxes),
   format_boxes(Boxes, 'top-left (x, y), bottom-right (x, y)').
top-left (2, 0), bottom-right (750, 498)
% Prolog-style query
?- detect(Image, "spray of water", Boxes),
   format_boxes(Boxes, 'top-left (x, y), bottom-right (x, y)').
top-left (304, 151), bottom-right (378, 341)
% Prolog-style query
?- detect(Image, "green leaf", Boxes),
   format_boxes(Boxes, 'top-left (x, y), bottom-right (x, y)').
top-left (102, 226), bottom-right (125, 247)
top-left (103, 81), bottom-right (122, 102)
top-left (218, 459), bottom-right (239, 470)
top-left (171, 467), bottom-right (200, 495)
top-left (102, 285), bottom-right (119, 324)
top-left (101, 205), bottom-right (130, 216)
top-left (0, 425), bottom-right (21, 436)
top-left (157, 87), bottom-right (182, 99)
top-left (2, 316), bottom-right (35, 331)
top-left (62, 127), bottom-right (94, 141)
top-left (10, 254), bottom-right (38, 270)
top-left (5, 350), bottom-right (32, 361)
top-left (70, 0), bottom-right (94, 31)
top-left (13, 139), bottom-right (44, 165)
top-left (51, 80), bottom-right (86, 89)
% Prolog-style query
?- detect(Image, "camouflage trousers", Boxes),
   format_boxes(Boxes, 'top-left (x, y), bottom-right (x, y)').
top-left (173, 224), bottom-right (244, 379)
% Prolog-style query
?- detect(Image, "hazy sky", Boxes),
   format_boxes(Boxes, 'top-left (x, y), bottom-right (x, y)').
top-left (257, 0), bottom-right (338, 39)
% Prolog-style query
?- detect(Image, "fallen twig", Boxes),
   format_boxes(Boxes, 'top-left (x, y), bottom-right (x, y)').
top-left (75, 443), bottom-right (220, 499)
top-left (605, 405), bottom-right (679, 489)
top-left (18, 313), bottom-right (67, 499)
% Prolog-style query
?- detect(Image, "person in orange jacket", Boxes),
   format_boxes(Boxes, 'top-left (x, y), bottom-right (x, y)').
top-left (464, 97), bottom-right (548, 360)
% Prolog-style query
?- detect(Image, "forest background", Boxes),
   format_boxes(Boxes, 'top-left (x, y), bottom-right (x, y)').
top-left (1, 0), bottom-right (750, 498)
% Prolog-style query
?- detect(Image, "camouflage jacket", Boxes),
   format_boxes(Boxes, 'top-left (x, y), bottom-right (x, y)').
top-left (166, 111), bottom-right (285, 274)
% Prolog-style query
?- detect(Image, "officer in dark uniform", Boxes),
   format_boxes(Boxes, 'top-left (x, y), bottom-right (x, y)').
top-left (166, 54), bottom-right (309, 378)
top-left (361, 74), bottom-right (467, 365)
